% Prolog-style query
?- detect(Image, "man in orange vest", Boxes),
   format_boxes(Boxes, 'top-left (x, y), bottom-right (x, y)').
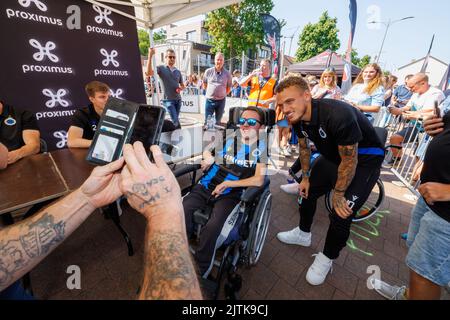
top-left (239, 59), bottom-right (277, 108)
top-left (240, 59), bottom-right (292, 156)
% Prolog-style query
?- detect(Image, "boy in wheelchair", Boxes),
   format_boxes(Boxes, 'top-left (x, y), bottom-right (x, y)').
top-left (183, 107), bottom-right (268, 278)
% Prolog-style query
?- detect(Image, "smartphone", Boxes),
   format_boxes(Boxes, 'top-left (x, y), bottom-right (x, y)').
top-left (129, 105), bottom-right (165, 153)
top-left (434, 101), bottom-right (441, 118)
top-left (87, 97), bottom-right (165, 165)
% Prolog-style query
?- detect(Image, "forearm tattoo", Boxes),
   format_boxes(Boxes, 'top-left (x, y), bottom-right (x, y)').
top-left (0, 213), bottom-right (65, 289)
top-left (141, 231), bottom-right (201, 300)
top-left (335, 144), bottom-right (358, 195)
top-left (298, 138), bottom-right (311, 176)
top-left (126, 176), bottom-right (173, 210)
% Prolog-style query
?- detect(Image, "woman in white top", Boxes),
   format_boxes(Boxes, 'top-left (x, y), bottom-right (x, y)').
top-left (345, 63), bottom-right (385, 123)
top-left (311, 67), bottom-right (342, 100)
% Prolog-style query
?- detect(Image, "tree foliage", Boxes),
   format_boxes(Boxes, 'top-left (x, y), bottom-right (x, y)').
top-left (138, 29), bottom-right (166, 56)
top-left (295, 11), bottom-right (340, 62)
top-left (204, 0), bottom-right (274, 60)
top-left (349, 49), bottom-right (371, 69)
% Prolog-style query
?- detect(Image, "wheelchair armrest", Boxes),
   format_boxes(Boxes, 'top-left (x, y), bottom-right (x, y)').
top-left (173, 164), bottom-right (201, 178)
top-left (240, 179), bottom-right (270, 203)
top-left (193, 207), bottom-right (212, 227)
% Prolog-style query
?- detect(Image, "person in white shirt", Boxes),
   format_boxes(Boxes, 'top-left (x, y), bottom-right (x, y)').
top-left (389, 73), bottom-right (445, 160)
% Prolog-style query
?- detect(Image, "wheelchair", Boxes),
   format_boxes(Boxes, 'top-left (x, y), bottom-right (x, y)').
top-left (172, 107), bottom-right (275, 300)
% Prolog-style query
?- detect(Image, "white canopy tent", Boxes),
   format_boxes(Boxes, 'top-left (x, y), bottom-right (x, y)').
top-left (82, 0), bottom-right (242, 103)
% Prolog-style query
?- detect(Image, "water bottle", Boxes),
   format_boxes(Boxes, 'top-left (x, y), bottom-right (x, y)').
top-left (207, 115), bottom-right (214, 131)
top-left (205, 115), bottom-right (211, 130)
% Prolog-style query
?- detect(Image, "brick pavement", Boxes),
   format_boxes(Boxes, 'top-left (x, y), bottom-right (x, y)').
top-left (25, 148), bottom-right (449, 300)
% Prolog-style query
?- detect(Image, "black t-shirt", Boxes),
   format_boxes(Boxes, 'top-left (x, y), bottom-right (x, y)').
top-left (0, 103), bottom-right (39, 151)
top-left (293, 99), bottom-right (385, 166)
top-left (70, 104), bottom-right (100, 140)
top-left (420, 112), bottom-right (450, 222)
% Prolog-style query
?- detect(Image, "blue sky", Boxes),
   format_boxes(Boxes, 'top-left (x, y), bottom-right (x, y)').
top-left (271, 0), bottom-right (450, 71)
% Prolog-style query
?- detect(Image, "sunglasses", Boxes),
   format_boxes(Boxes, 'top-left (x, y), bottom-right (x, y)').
top-left (166, 56), bottom-right (176, 59)
top-left (238, 117), bottom-right (261, 126)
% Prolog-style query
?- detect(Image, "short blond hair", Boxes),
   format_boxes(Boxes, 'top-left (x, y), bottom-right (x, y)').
top-left (275, 75), bottom-right (310, 94)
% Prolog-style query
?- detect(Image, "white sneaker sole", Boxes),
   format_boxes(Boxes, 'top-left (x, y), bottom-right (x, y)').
top-left (306, 271), bottom-right (327, 286)
top-left (276, 234), bottom-right (311, 247)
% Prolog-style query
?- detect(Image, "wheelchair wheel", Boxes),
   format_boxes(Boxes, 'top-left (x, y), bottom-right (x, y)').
top-left (325, 178), bottom-right (385, 222)
top-left (244, 189), bottom-right (272, 267)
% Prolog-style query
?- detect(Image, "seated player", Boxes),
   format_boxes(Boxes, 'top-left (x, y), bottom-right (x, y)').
top-left (0, 98), bottom-right (40, 166)
top-left (183, 107), bottom-right (267, 277)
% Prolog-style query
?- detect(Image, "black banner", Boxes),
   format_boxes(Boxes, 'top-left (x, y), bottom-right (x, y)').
top-left (260, 13), bottom-right (281, 78)
top-left (0, 0), bottom-right (145, 150)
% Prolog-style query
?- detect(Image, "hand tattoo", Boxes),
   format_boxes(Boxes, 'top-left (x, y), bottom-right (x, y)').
top-left (132, 183), bottom-right (149, 197)
top-left (127, 176), bottom-right (172, 210)
top-left (332, 193), bottom-right (348, 210)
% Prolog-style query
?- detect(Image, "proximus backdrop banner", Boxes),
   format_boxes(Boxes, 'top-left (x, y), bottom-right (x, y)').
top-left (0, 0), bottom-right (145, 150)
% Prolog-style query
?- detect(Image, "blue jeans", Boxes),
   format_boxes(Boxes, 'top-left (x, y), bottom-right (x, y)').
top-left (0, 280), bottom-right (34, 300)
top-left (162, 99), bottom-right (181, 128)
top-left (406, 197), bottom-right (450, 286)
top-left (205, 98), bottom-right (226, 124)
top-left (290, 127), bottom-right (298, 145)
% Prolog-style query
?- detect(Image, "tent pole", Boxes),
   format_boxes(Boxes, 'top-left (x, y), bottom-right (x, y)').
top-left (148, 28), bottom-right (161, 106)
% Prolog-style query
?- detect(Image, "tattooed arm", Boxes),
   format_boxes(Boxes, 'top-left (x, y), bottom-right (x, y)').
top-left (0, 158), bottom-right (124, 291)
top-left (333, 144), bottom-right (358, 218)
top-left (120, 142), bottom-right (202, 300)
top-left (0, 142), bottom-right (7, 169)
top-left (298, 138), bottom-right (311, 179)
top-left (298, 137), bottom-right (311, 198)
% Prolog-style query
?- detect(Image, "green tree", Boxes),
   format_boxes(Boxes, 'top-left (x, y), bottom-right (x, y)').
top-left (204, 0), bottom-right (274, 69)
top-left (138, 29), bottom-right (166, 56)
top-left (295, 11), bottom-right (340, 62)
top-left (348, 49), bottom-right (371, 69)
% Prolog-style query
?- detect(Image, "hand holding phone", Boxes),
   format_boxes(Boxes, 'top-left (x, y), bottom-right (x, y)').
top-left (87, 97), bottom-right (165, 166)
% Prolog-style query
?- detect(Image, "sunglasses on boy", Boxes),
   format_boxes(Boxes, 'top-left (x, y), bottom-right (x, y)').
top-left (238, 117), bottom-right (261, 126)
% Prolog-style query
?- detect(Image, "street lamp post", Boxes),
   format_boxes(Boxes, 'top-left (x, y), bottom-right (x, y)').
top-left (370, 16), bottom-right (414, 64)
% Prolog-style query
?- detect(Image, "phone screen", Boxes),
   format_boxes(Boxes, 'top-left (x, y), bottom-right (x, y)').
top-left (129, 106), bottom-right (164, 151)
top-left (91, 134), bottom-right (119, 162)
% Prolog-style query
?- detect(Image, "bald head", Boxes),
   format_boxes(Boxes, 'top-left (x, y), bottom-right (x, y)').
top-left (412, 73), bottom-right (428, 83)
top-left (407, 72), bottom-right (430, 94)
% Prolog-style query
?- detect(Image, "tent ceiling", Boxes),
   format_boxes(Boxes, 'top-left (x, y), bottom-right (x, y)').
top-left (84, 0), bottom-right (242, 29)
top-left (288, 50), bottom-right (361, 77)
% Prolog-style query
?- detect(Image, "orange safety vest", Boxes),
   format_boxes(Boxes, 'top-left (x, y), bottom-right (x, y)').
top-left (247, 76), bottom-right (277, 108)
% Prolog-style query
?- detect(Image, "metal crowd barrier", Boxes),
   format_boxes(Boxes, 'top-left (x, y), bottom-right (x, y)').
top-left (373, 107), bottom-right (430, 197)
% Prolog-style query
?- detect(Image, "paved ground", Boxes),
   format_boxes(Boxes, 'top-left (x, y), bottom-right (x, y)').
top-left (20, 146), bottom-right (449, 300)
